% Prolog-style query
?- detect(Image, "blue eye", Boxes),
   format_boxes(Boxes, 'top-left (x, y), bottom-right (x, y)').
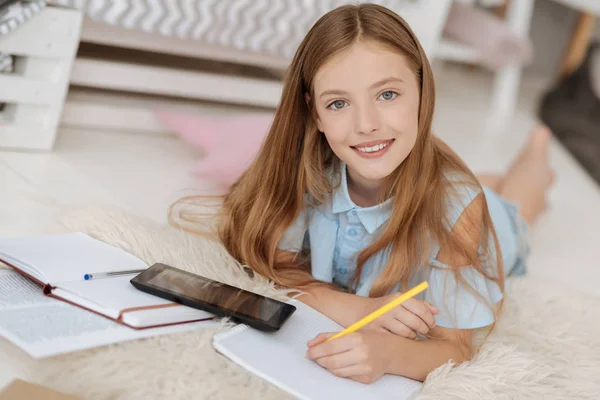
top-left (379, 91), bottom-right (397, 101)
top-left (328, 100), bottom-right (347, 111)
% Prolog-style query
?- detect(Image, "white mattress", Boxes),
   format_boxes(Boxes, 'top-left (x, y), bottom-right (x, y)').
top-left (47, 0), bottom-right (440, 59)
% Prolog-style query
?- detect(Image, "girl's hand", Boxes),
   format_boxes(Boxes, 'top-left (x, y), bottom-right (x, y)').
top-left (359, 294), bottom-right (439, 339)
top-left (306, 331), bottom-right (391, 384)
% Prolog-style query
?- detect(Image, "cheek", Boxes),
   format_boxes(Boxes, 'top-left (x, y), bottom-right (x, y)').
top-left (322, 130), bottom-right (348, 155)
top-left (387, 99), bottom-right (419, 130)
top-left (385, 100), bottom-right (420, 143)
top-left (319, 114), bottom-right (353, 146)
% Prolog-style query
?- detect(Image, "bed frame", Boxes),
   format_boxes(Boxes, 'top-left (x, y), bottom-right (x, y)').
top-left (60, 15), bottom-right (288, 135)
top-left (2, 1), bottom-right (462, 148)
top-left (60, 0), bottom-right (454, 136)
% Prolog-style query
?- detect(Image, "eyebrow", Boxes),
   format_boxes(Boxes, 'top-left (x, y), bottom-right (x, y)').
top-left (318, 76), bottom-right (404, 99)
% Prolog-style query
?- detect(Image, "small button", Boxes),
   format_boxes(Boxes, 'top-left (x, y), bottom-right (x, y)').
top-left (348, 228), bottom-right (358, 236)
top-left (348, 210), bottom-right (356, 217)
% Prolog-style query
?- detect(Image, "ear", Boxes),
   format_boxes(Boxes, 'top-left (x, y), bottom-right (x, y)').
top-left (304, 92), bottom-right (324, 132)
top-left (304, 92), bottom-right (311, 105)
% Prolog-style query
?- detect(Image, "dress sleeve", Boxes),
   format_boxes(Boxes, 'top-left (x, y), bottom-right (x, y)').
top-left (426, 259), bottom-right (503, 329)
top-left (426, 179), bottom-right (503, 329)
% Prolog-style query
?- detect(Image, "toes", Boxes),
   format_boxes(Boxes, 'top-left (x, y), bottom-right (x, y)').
top-left (534, 138), bottom-right (550, 156)
top-left (532, 124), bottom-right (552, 140)
top-left (528, 125), bottom-right (552, 157)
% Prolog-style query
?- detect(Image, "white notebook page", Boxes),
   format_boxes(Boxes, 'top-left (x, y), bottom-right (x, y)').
top-left (0, 232), bottom-right (148, 284)
top-left (213, 301), bottom-right (422, 400)
top-left (0, 269), bottom-right (217, 359)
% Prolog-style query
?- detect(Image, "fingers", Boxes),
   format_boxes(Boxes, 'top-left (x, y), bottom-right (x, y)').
top-left (312, 340), bottom-right (378, 383)
top-left (306, 332), bottom-right (386, 384)
top-left (383, 318), bottom-right (417, 339)
top-left (307, 333), bottom-right (357, 359)
top-left (313, 348), bottom-right (359, 371)
top-left (424, 301), bottom-right (439, 315)
top-left (400, 298), bottom-right (437, 329)
top-left (330, 364), bottom-right (373, 380)
top-left (393, 307), bottom-right (430, 335)
top-left (374, 326), bottom-right (392, 334)
top-left (307, 332), bottom-right (335, 348)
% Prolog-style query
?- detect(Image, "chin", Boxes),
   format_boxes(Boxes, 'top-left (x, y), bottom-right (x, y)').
top-left (349, 160), bottom-right (399, 181)
top-left (360, 167), bottom-right (397, 181)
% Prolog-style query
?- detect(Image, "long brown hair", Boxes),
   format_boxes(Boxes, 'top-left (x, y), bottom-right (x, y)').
top-left (171, 4), bottom-right (504, 321)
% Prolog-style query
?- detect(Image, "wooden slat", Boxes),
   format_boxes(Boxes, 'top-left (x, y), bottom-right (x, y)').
top-left (0, 8), bottom-right (83, 59)
top-left (69, 58), bottom-right (283, 108)
top-left (61, 101), bottom-right (171, 135)
top-left (0, 76), bottom-right (60, 105)
top-left (0, 124), bottom-right (55, 150)
top-left (0, 8), bottom-right (82, 151)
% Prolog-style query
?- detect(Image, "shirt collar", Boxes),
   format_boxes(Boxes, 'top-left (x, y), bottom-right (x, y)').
top-left (331, 162), bottom-right (393, 234)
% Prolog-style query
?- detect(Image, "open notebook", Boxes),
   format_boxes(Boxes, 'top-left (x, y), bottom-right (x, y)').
top-left (0, 232), bottom-right (213, 329)
top-left (213, 301), bottom-right (423, 400)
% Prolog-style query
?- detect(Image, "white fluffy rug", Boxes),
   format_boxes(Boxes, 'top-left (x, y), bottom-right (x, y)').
top-left (1, 206), bottom-right (600, 399)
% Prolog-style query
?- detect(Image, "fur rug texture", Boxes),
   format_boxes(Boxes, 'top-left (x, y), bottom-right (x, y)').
top-left (1, 206), bottom-right (599, 399)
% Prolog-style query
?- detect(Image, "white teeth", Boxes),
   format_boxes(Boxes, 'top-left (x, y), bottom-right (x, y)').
top-left (357, 141), bottom-right (389, 153)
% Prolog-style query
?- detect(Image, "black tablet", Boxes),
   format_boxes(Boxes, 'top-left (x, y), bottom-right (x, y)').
top-left (131, 263), bottom-right (296, 332)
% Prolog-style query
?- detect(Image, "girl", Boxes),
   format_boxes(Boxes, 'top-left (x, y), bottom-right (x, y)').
top-left (174, 3), bottom-right (553, 384)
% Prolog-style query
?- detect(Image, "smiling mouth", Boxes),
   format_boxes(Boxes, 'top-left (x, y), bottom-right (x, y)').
top-left (351, 139), bottom-right (395, 153)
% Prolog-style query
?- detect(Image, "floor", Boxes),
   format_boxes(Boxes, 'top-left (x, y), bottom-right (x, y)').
top-left (1, 64), bottom-right (599, 300)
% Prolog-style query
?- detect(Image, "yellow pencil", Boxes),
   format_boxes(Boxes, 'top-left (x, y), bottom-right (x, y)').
top-left (326, 281), bottom-right (429, 342)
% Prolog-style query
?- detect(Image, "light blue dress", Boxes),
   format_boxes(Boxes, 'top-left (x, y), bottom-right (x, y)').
top-left (277, 163), bottom-right (529, 329)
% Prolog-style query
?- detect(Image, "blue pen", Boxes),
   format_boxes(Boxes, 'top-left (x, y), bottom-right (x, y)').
top-left (84, 269), bottom-right (145, 280)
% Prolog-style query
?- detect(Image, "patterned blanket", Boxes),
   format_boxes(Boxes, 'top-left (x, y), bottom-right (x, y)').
top-left (46, 0), bottom-right (428, 59)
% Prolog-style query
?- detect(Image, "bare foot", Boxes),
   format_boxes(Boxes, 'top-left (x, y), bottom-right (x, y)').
top-left (499, 125), bottom-right (555, 225)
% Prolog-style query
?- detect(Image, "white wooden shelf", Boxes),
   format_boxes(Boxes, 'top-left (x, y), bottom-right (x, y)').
top-left (0, 7), bottom-right (82, 150)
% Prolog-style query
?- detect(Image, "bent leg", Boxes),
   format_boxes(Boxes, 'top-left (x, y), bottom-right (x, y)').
top-left (499, 125), bottom-right (555, 225)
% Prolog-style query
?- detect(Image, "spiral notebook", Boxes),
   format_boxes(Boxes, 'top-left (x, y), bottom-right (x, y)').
top-left (212, 301), bottom-right (423, 400)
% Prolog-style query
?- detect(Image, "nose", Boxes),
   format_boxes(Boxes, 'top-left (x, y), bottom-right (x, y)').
top-left (354, 102), bottom-right (380, 135)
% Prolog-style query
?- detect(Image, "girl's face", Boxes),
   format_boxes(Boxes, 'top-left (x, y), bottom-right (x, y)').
top-left (312, 40), bottom-right (420, 191)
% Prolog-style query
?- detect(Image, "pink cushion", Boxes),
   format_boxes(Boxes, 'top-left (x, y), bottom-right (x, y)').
top-left (154, 110), bottom-right (274, 187)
